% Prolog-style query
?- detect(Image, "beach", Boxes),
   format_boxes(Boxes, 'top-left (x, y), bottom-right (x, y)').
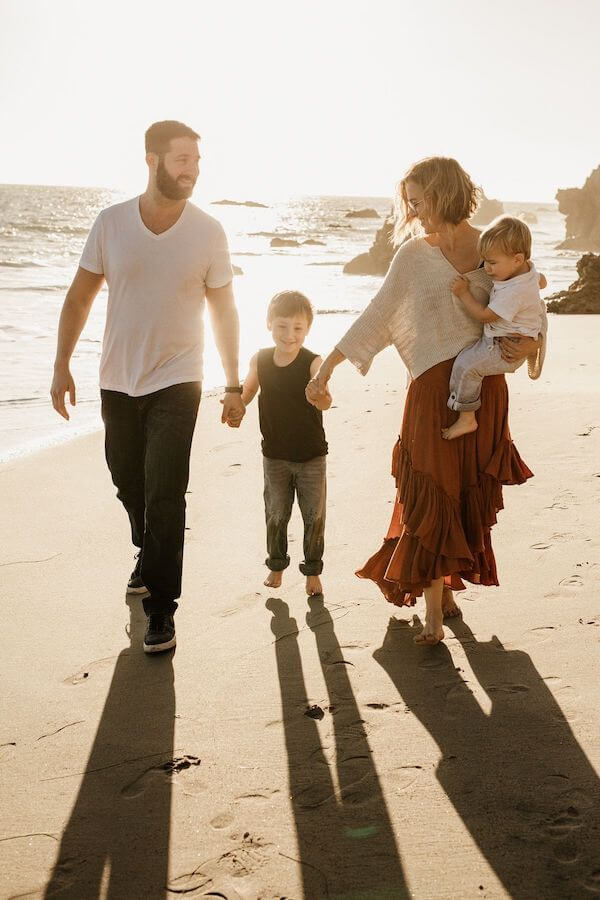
top-left (2, 314), bottom-right (599, 899)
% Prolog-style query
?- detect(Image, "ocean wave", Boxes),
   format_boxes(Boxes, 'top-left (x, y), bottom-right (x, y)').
top-left (307, 261), bottom-right (345, 266)
top-left (0, 284), bottom-right (68, 292)
top-left (2, 222), bottom-right (90, 237)
top-left (315, 308), bottom-right (359, 315)
top-left (0, 259), bottom-right (49, 268)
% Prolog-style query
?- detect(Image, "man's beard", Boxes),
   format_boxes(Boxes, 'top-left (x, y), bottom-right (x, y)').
top-left (156, 158), bottom-right (195, 200)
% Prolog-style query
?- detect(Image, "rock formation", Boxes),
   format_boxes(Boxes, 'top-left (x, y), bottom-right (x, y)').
top-left (270, 237), bottom-right (300, 248)
top-left (345, 208), bottom-right (380, 219)
top-left (343, 213), bottom-right (396, 276)
top-left (556, 166), bottom-right (600, 251)
top-left (471, 194), bottom-right (504, 226)
top-left (546, 253), bottom-right (600, 313)
top-left (302, 239), bottom-right (325, 246)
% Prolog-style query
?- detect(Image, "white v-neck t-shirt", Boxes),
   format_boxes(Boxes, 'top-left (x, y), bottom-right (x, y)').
top-left (80, 197), bottom-right (233, 396)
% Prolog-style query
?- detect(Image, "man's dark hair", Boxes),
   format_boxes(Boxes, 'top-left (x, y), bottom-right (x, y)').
top-left (145, 120), bottom-right (200, 156)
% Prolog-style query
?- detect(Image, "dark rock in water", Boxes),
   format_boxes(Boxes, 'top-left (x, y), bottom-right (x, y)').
top-left (212, 199), bottom-right (269, 208)
top-left (546, 253), bottom-right (600, 313)
top-left (328, 223), bottom-right (349, 229)
top-left (345, 208), bottom-right (380, 219)
top-left (471, 194), bottom-right (504, 226)
top-left (519, 211), bottom-right (538, 225)
top-left (302, 239), bottom-right (326, 246)
top-left (343, 212), bottom-right (396, 276)
top-left (271, 237), bottom-right (300, 247)
top-left (232, 264), bottom-right (243, 275)
top-left (556, 166), bottom-right (600, 251)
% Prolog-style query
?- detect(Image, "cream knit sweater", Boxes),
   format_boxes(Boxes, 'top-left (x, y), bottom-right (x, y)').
top-left (336, 237), bottom-right (547, 381)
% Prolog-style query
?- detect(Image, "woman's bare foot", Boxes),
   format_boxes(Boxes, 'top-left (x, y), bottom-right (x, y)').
top-left (442, 585), bottom-right (461, 618)
top-left (414, 612), bottom-right (444, 645)
top-left (306, 575), bottom-right (322, 596)
top-left (264, 570), bottom-right (283, 588)
top-left (442, 412), bottom-right (478, 441)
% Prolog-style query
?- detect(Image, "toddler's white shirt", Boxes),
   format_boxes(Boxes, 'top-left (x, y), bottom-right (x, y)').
top-left (485, 262), bottom-right (543, 340)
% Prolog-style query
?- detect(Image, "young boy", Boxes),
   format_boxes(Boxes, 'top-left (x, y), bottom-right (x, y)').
top-left (235, 290), bottom-right (331, 595)
top-left (442, 215), bottom-right (546, 441)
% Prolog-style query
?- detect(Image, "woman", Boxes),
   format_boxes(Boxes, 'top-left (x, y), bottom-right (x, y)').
top-left (307, 157), bottom-right (543, 645)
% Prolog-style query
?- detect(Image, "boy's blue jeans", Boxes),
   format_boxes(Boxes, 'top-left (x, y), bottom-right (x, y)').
top-left (263, 456), bottom-right (326, 576)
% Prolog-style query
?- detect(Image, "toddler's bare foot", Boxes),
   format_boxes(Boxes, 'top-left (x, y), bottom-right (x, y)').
top-left (264, 570), bottom-right (283, 588)
top-left (442, 413), bottom-right (478, 441)
top-left (442, 585), bottom-right (461, 618)
top-left (306, 575), bottom-right (322, 596)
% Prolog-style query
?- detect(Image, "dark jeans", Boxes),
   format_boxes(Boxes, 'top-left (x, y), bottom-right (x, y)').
top-left (101, 382), bottom-right (201, 616)
top-left (263, 456), bottom-right (326, 576)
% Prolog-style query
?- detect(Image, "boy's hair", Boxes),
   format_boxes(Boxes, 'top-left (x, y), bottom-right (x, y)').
top-left (479, 215), bottom-right (532, 260)
top-left (145, 120), bottom-right (200, 156)
top-left (267, 290), bottom-right (314, 326)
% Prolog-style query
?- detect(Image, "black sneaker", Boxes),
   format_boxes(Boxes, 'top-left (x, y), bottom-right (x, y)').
top-left (143, 614), bottom-right (176, 654)
top-left (127, 552), bottom-right (149, 596)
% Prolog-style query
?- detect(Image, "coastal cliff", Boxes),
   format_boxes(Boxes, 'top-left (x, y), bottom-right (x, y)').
top-left (556, 166), bottom-right (600, 251)
top-left (546, 253), bottom-right (600, 313)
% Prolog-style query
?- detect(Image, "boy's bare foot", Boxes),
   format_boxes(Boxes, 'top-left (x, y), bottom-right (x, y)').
top-left (264, 570), bottom-right (283, 588)
top-left (442, 585), bottom-right (461, 618)
top-left (306, 575), bottom-right (322, 596)
top-left (442, 416), bottom-right (478, 441)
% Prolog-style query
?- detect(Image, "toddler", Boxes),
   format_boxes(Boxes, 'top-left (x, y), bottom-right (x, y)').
top-left (442, 216), bottom-right (545, 441)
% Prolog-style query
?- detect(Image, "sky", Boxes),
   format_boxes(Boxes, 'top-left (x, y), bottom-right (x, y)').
top-left (1, 0), bottom-right (599, 202)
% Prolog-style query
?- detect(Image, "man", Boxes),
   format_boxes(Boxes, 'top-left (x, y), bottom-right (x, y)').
top-left (51, 120), bottom-right (245, 653)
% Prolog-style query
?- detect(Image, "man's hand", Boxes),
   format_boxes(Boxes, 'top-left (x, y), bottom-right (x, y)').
top-left (452, 275), bottom-right (470, 298)
top-left (50, 365), bottom-right (76, 420)
top-left (498, 333), bottom-right (541, 364)
top-left (221, 393), bottom-right (245, 427)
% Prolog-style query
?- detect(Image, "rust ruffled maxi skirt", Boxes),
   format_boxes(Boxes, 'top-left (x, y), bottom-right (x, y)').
top-left (357, 357), bottom-right (533, 606)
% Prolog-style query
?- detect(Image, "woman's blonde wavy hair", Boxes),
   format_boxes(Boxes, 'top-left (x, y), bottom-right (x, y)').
top-left (394, 157), bottom-right (481, 244)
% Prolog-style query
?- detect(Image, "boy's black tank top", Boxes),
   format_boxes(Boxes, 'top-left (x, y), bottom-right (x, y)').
top-left (257, 347), bottom-right (328, 462)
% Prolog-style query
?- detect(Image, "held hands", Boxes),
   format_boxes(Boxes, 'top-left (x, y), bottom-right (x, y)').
top-left (50, 365), bottom-right (76, 420)
top-left (305, 362), bottom-right (331, 407)
top-left (220, 392), bottom-right (245, 428)
top-left (451, 275), bottom-right (471, 298)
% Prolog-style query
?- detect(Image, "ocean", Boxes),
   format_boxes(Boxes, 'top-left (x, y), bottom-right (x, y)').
top-left (0, 184), bottom-right (579, 461)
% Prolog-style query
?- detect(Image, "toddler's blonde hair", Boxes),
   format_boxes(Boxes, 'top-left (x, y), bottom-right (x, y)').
top-left (479, 216), bottom-right (532, 260)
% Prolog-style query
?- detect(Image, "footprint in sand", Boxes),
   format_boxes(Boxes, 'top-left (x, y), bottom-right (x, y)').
top-left (210, 441), bottom-right (243, 452)
top-left (120, 754), bottom-right (202, 798)
top-left (546, 490), bottom-right (579, 510)
top-left (217, 592), bottom-right (263, 618)
top-left (210, 811), bottom-right (235, 829)
top-left (582, 869), bottom-right (600, 894)
top-left (559, 575), bottom-right (584, 587)
top-left (63, 656), bottom-right (117, 685)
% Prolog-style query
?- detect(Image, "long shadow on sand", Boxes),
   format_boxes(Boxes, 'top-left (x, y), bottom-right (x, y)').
top-left (44, 598), bottom-right (177, 898)
top-left (267, 595), bottom-right (408, 899)
top-left (373, 614), bottom-right (600, 899)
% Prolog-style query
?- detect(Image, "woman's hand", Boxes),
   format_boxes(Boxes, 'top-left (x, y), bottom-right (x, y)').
top-left (498, 333), bottom-right (541, 363)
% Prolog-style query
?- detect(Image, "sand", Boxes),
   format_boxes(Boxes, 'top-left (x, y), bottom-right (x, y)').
top-left (1, 315), bottom-right (599, 899)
